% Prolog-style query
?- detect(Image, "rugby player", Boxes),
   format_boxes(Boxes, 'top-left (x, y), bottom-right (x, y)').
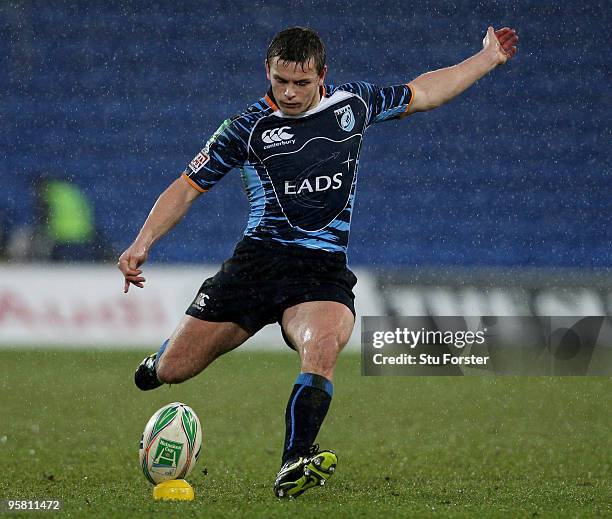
top-left (118, 26), bottom-right (518, 498)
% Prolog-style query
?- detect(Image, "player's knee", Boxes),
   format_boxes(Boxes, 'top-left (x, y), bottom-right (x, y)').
top-left (300, 333), bottom-right (345, 376)
top-left (315, 333), bottom-right (348, 354)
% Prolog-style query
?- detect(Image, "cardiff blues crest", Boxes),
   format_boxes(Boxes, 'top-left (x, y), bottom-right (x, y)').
top-left (334, 105), bottom-right (355, 132)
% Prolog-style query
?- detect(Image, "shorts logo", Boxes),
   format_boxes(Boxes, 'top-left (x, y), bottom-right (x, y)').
top-left (334, 105), bottom-right (355, 132)
top-left (194, 293), bottom-right (209, 308)
top-left (188, 151), bottom-right (210, 174)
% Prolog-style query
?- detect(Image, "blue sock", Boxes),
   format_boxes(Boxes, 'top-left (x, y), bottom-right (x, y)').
top-left (282, 373), bottom-right (333, 464)
top-left (154, 339), bottom-right (169, 370)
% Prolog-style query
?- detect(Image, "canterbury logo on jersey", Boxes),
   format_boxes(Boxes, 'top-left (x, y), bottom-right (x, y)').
top-left (262, 126), bottom-right (295, 149)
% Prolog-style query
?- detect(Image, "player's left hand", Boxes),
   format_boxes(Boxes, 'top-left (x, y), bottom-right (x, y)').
top-left (483, 26), bottom-right (519, 65)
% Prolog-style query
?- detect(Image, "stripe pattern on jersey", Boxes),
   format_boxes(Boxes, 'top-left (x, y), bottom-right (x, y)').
top-left (182, 81), bottom-right (413, 254)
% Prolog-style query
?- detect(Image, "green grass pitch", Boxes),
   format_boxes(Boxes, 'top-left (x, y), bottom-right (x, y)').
top-left (1, 349), bottom-right (610, 518)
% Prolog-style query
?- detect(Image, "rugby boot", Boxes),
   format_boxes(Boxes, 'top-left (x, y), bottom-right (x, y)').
top-left (134, 352), bottom-right (163, 391)
top-left (274, 444), bottom-right (337, 498)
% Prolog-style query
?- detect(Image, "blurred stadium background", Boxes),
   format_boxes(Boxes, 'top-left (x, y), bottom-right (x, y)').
top-left (1, 0), bottom-right (610, 348)
top-left (2, 2), bottom-right (611, 517)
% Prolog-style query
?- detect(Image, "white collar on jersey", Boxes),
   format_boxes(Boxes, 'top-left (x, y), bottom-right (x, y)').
top-left (264, 87), bottom-right (353, 119)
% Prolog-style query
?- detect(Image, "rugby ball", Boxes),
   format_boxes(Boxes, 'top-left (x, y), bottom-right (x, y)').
top-left (139, 402), bottom-right (202, 485)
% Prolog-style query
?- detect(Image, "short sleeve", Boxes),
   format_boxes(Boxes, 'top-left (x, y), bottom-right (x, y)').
top-left (334, 82), bottom-right (414, 127)
top-left (181, 118), bottom-right (247, 193)
top-left (367, 83), bottom-right (414, 125)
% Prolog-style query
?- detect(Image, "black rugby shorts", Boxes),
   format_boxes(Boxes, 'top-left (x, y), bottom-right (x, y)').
top-left (185, 237), bottom-right (357, 345)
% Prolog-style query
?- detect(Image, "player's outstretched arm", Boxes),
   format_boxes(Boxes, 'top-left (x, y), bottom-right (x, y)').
top-left (406, 26), bottom-right (518, 114)
top-left (117, 177), bottom-right (202, 293)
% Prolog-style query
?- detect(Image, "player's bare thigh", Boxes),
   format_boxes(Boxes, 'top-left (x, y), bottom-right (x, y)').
top-left (156, 315), bottom-right (251, 384)
top-left (281, 301), bottom-right (355, 381)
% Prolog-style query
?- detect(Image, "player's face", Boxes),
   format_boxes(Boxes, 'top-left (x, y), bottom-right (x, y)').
top-left (266, 57), bottom-right (327, 116)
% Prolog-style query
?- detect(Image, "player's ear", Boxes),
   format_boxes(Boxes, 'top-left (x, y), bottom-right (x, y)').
top-left (265, 59), bottom-right (271, 81)
top-left (318, 64), bottom-right (328, 85)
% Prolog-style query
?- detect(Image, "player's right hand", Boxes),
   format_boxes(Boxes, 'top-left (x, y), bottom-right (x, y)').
top-left (117, 244), bottom-right (148, 293)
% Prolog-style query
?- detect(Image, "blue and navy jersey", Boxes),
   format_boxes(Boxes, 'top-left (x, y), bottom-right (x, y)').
top-left (182, 81), bottom-right (414, 255)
